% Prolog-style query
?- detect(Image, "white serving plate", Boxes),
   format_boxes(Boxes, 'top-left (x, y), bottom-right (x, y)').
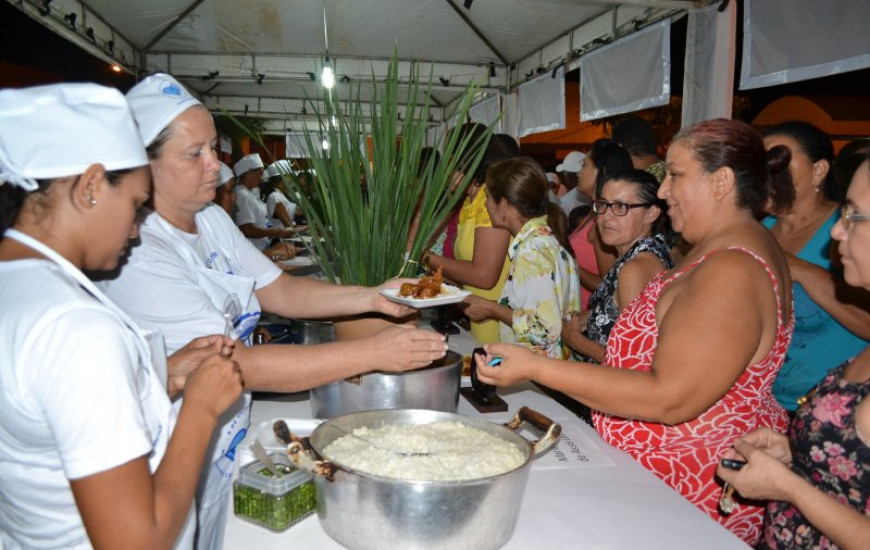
top-left (280, 256), bottom-right (319, 267)
top-left (379, 284), bottom-right (471, 308)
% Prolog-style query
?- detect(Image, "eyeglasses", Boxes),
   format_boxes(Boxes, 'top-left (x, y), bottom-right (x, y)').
top-left (591, 200), bottom-right (653, 216)
top-left (840, 204), bottom-right (870, 230)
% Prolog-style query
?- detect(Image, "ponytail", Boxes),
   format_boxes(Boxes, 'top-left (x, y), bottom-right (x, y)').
top-left (546, 202), bottom-right (573, 258)
top-left (764, 144), bottom-right (795, 217)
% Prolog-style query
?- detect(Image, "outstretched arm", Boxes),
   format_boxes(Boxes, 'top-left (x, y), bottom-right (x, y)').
top-left (788, 253), bottom-right (870, 340)
top-left (428, 226), bottom-right (510, 289)
top-left (477, 251), bottom-right (781, 425)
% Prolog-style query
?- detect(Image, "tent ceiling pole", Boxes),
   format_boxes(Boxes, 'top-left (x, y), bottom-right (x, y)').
top-left (144, 0), bottom-right (207, 51)
top-left (151, 50), bottom-right (493, 71)
top-left (511, 6), bottom-right (610, 71)
top-left (443, 0), bottom-right (508, 66)
top-left (584, 0), bottom-right (705, 8)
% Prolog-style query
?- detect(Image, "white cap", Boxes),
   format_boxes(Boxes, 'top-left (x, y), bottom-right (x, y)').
top-left (126, 73), bottom-right (202, 146)
top-left (0, 83), bottom-right (148, 192)
top-left (263, 159), bottom-right (293, 180)
top-left (556, 151), bottom-right (585, 173)
top-left (233, 153), bottom-right (264, 176)
top-left (218, 162), bottom-right (234, 187)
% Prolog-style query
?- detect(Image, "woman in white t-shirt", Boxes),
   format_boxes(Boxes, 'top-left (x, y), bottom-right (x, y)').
top-left (232, 153), bottom-right (293, 250)
top-left (261, 160), bottom-right (298, 228)
top-left (100, 73), bottom-right (448, 550)
top-left (0, 84), bottom-right (243, 550)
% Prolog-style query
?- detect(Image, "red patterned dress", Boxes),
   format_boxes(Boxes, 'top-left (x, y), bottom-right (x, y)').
top-left (593, 248), bottom-right (793, 545)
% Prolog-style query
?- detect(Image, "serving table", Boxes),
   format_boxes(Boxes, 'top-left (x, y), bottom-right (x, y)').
top-left (223, 375), bottom-right (748, 547)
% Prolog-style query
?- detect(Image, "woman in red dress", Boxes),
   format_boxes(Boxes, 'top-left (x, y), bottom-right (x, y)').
top-left (476, 119), bottom-right (796, 544)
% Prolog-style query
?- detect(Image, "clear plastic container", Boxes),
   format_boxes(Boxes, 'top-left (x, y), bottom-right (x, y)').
top-left (233, 452), bottom-right (316, 531)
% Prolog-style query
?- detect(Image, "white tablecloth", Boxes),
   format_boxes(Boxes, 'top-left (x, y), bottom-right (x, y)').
top-left (223, 359), bottom-right (749, 549)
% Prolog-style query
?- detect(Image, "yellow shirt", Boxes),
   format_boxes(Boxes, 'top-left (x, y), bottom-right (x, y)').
top-left (455, 187), bottom-right (511, 343)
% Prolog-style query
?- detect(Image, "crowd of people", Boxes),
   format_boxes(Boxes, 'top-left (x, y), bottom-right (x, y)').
top-left (0, 72), bottom-right (867, 550)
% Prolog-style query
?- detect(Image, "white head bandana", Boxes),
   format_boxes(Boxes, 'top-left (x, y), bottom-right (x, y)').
top-left (125, 73), bottom-right (202, 146)
top-left (0, 83), bottom-right (148, 192)
top-left (263, 159), bottom-right (294, 181)
top-left (218, 162), bottom-right (235, 187)
top-left (233, 153), bottom-right (264, 176)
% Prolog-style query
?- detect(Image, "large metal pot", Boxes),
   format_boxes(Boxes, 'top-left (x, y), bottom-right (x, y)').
top-left (285, 407), bottom-right (560, 550)
top-left (310, 350), bottom-right (462, 418)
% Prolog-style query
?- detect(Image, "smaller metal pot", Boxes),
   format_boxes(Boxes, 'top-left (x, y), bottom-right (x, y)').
top-left (285, 407), bottom-right (560, 550)
top-left (310, 350), bottom-right (461, 418)
top-left (287, 319), bottom-right (335, 345)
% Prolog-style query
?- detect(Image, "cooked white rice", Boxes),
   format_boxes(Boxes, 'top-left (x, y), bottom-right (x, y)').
top-left (322, 421), bottom-right (525, 481)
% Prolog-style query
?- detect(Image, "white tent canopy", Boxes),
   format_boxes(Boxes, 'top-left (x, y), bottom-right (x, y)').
top-left (11, 0), bottom-right (870, 138)
top-left (13, 0), bottom-right (695, 133)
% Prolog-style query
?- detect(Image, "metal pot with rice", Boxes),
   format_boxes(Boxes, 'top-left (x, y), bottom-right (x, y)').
top-left (280, 407), bottom-right (560, 550)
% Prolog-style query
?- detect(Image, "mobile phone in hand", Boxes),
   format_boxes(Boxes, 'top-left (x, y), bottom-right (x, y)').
top-left (720, 458), bottom-right (746, 471)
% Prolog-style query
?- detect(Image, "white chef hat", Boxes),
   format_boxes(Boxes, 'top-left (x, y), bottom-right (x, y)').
top-left (556, 151), bottom-right (585, 173)
top-left (218, 162), bottom-right (235, 187)
top-left (0, 83), bottom-right (148, 192)
top-left (263, 159), bottom-right (294, 180)
top-left (126, 73), bottom-right (202, 146)
top-left (233, 153), bottom-right (264, 176)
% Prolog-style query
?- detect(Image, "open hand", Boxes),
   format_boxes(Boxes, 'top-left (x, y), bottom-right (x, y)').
top-left (473, 342), bottom-right (539, 387)
top-left (366, 325), bottom-right (448, 372)
top-left (370, 278), bottom-right (418, 318)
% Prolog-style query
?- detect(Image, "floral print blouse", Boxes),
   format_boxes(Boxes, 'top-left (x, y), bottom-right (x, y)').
top-left (498, 216), bottom-right (581, 359)
top-left (762, 362), bottom-right (870, 549)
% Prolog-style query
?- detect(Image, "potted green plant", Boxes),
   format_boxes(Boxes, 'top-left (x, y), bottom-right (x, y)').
top-left (279, 54), bottom-right (494, 337)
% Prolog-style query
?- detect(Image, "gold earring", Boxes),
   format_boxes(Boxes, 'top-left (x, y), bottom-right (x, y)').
top-left (85, 195), bottom-right (96, 206)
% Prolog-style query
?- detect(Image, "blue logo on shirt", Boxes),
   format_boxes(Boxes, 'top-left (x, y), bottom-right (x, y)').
top-left (160, 83), bottom-right (184, 98)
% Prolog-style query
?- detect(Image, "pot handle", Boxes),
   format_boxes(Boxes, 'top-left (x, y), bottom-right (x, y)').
top-left (344, 374), bottom-right (363, 385)
top-left (504, 406), bottom-right (562, 457)
top-left (286, 441), bottom-right (338, 482)
top-left (272, 420), bottom-right (312, 452)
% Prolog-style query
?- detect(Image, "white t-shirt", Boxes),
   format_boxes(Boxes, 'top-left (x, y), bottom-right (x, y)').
top-left (99, 204), bottom-right (281, 550)
top-left (234, 185), bottom-right (272, 250)
top-left (100, 205), bottom-right (281, 354)
top-left (0, 256), bottom-right (176, 549)
top-left (265, 190), bottom-right (297, 228)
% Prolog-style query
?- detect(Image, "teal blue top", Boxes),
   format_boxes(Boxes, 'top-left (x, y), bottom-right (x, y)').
top-left (763, 212), bottom-right (868, 410)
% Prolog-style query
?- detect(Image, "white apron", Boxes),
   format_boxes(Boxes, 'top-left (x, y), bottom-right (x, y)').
top-left (149, 215), bottom-right (259, 550)
top-left (5, 230), bottom-right (196, 550)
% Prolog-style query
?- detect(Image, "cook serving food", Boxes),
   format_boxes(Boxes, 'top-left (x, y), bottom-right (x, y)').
top-left (99, 73), bottom-right (447, 550)
top-left (0, 83), bottom-right (243, 549)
